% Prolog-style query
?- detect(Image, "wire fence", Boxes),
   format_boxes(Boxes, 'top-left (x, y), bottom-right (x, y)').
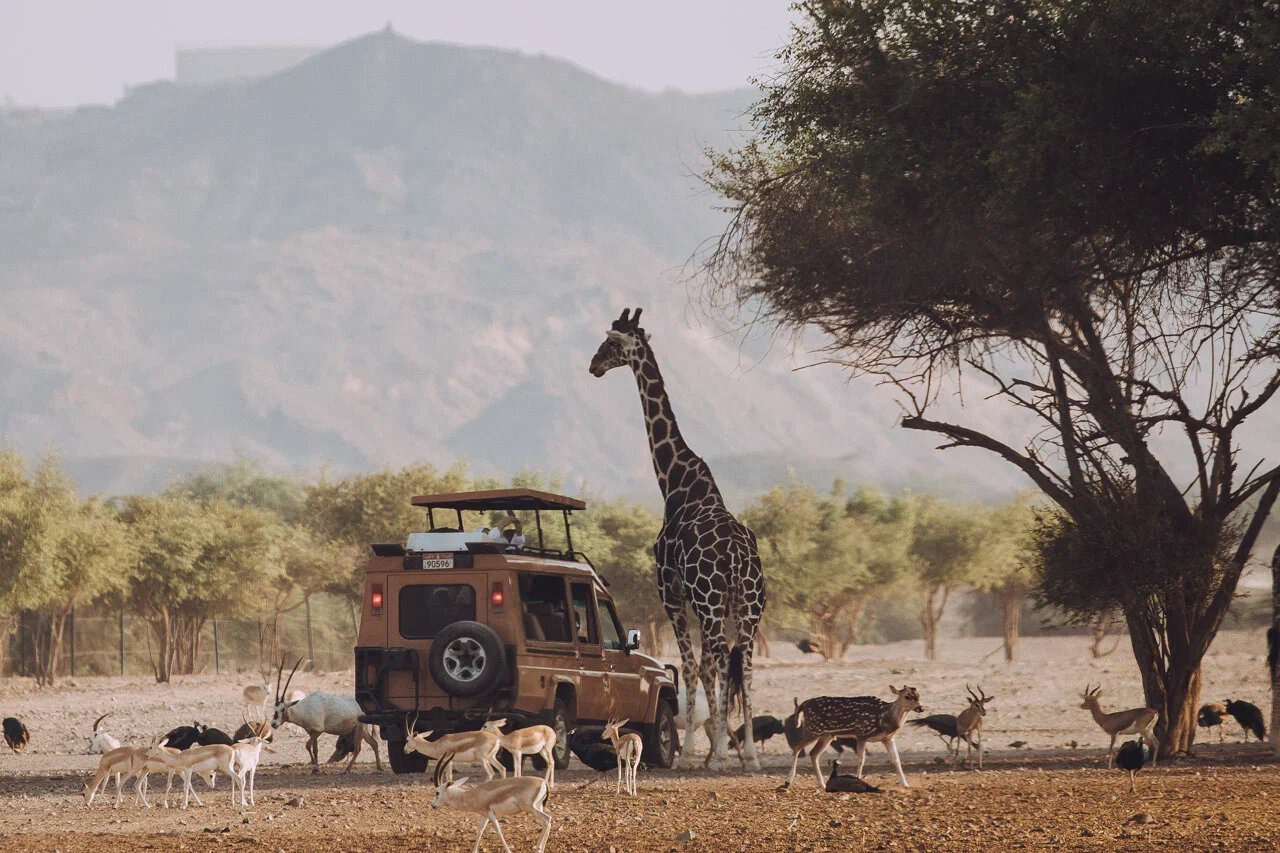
top-left (0, 593), bottom-right (359, 679)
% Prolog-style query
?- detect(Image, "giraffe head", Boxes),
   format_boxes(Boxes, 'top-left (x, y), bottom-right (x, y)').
top-left (589, 307), bottom-right (647, 377)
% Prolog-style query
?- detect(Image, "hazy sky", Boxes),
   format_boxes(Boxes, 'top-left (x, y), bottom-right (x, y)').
top-left (5, 0), bottom-right (799, 107)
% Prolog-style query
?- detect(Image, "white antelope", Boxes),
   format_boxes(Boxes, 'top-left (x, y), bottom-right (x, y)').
top-left (145, 740), bottom-right (241, 809)
top-left (405, 724), bottom-right (505, 783)
top-left (430, 751), bottom-right (552, 853)
top-left (601, 720), bottom-right (642, 796)
top-left (84, 745), bottom-right (148, 808)
top-left (269, 657), bottom-right (381, 773)
top-left (88, 713), bottom-right (121, 754)
top-left (481, 719), bottom-right (558, 788)
top-left (1079, 684), bottom-right (1158, 769)
top-left (230, 736), bottom-right (276, 806)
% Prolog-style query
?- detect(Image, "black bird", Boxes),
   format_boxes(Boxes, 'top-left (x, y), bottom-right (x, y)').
top-left (197, 726), bottom-right (235, 747)
top-left (824, 760), bottom-right (882, 793)
top-left (1197, 703), bottom-right (1228, 743)
top-left (159, 722), bottom-right (204, 750)
top-left (1115, 736), bottom-right (1151, 792)
top-left (3, 717), bottom-right (29, 753)
top-left (907, 713), bottom-right (964, 753)
top-left (328, 732), bottom-right (356, 763)
top-left (1224, 699), bottom-right (1267, 743)
top-left (795, 638), bottom-right (824, 656)
top-left (569, 728), bottom-right (619, 772)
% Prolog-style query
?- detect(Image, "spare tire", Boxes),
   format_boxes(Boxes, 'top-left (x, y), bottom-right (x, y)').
top-left (429, 621), bottom-right (506, 698)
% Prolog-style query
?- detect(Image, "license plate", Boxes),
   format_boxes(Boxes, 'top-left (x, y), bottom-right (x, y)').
top-left (421, 553), bottom-right (454, 569)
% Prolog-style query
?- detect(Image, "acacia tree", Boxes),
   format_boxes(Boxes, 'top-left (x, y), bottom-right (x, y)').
top-left (705, 0), bottom-right (1280, 754)
top-left (972, 500), bottom-right (1037, 663)
top-left (910, 499), bottom-right (988, 661)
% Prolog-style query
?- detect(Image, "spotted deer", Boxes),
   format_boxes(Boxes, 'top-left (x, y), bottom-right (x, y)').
top-left (1079, 684), bottom-right (1158, 768)
top-left (783, 685), bottom-right (923, 789)
top-left (953, 685), bottom-right (992, 770)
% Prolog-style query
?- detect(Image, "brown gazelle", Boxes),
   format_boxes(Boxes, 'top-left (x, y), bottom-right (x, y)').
top-left (1079, 684), bottom-right (1157, 768)
top-left (429, 752), bottom-right (553, 853)
top-left (482, 719), bottom-right (559, 788)
top-left (953, 685), bottom-right (992, 769)
top-left (784, 685), bottom-right (923, 789)
top-left (602, 719), bottom-right (643, 796)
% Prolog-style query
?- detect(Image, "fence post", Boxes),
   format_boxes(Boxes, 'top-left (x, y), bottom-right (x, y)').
top-left (213, 616), bottom-right (220, 675)
top-left (349, 599), bottom-right (358, 636)
top-left (119, 607), bottom-right (125, 676)
top-left (70, 607), bottom-right (76, 677)
top-left (305, 598), bottom-right (315, 670)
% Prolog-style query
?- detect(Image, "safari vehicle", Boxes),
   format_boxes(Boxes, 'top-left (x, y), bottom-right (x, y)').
top-left (354, 488), bottom-right (680, 774)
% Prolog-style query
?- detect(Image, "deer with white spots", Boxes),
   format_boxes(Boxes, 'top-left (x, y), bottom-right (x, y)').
top-left (783, 685), bottom-right (923, 789)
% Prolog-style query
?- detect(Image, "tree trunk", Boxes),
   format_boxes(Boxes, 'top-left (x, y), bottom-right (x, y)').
top-left (153, 608), bottom-right (173, 683)
top-left (645, 612), bottom-right (667, 657)
top-left (1126, 602), bottom-right (1202, 757)
top-left (1271, 545), bottom-right (1280, 752)
top-left (837, 595), bottom-right (870, 658)
top-left (1001, 587), bottom-right (1022, 663)
top-left (919, 585), bottom-right (950, 661)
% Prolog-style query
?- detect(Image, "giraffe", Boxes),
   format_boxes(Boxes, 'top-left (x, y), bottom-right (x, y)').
top-left (589, 307), bottom-right (767, 770)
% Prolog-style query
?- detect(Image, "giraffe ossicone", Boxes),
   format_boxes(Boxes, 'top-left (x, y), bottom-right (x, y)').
top-left (589, 306), bottom-right (767, 771)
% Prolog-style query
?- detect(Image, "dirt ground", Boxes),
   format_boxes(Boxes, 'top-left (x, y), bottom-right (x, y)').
top-left (0, 629), bottom-right (1275, 851)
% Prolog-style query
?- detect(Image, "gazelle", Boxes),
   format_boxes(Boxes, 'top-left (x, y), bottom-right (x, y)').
top-left (601, 720), bottom-right (642, 796)
top-left (242, 683), bottom-right (271, 722)
top-left (230, 736), bottom-right (276, 806)
top-left (953, 685), bottom-right (992, 770)
top-left (482, 719), bottom-right (558, 787)
top-left (784, 685), bottom-right (923, 789)
top-left (405, 719), bottom-right (505, 783)
top-left (1079, 684), bottom-right (1158, 769)
top-left (145, 739), bottom-right (241, 809)
top-left (430, 752), bottom-right (553, 853)
top-left (84, 745), bottom-right (148, 808)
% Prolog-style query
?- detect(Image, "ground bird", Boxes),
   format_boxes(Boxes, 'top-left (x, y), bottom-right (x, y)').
top-left (1197, 703), bottom-right (1228, 744)
top-left (3, 717), bottom-right (29, 753)
top-left (824, 760), bottom-right (882, 793)
top-left (1115, 736), bottom-right (1151, 793)
top-left (1224, 699), bottom-right (1266, 743)
top-left (907, 714), bottom-right (962, 752)
top-left (795, 638), bottom-right (824, 656)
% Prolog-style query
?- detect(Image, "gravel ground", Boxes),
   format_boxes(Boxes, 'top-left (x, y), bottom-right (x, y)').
top-left (0, 628), bottom-right (1274, 850)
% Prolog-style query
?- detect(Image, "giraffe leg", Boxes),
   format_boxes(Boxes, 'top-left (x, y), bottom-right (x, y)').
top-left (700, 628), bottom-right (729, 771)
top-left (666, 598), bottom-right (700, 770)
top-left (735, 618), bottom-right (761, 772)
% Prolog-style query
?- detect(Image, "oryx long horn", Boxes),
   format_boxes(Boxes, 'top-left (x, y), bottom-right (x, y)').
top-left (275, 656), bottom-right (286, 703)
top-left (93, 713), bottom-right (110, 733)
top-left (281, 656), bottom-right (303, 701)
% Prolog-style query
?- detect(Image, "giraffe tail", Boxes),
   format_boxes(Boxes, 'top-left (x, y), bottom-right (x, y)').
top-left (727, 645), bottom-right (746, 718)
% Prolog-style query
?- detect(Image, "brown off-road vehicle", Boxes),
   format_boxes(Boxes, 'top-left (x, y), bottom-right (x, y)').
top-left (355, 488), bottom-right (679, 774)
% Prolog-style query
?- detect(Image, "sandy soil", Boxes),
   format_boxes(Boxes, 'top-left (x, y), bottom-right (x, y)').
top-left (0, 629), bottom-right (1274, 851)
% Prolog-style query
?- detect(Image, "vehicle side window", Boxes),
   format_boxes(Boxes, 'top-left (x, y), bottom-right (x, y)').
top-left (518, 573), bottom-right (572, 643)
top-left (399, 584), bottom-right (475, 639)
top-left (597, 599), bottom-right (625, 651)
top-left (570, 582), bottom-right (598, 646)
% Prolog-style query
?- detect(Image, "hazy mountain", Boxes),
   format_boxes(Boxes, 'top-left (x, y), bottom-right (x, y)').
top-left (0, 30), bottom-right (1028, 503)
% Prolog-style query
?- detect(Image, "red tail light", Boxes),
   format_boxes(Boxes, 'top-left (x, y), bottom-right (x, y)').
top-left (371, 583), bottom-right (384, 615)
top-left (490, 582), bottom-right (504, 610)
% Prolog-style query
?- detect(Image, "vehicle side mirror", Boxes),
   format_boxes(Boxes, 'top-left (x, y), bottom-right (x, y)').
top-left (625, 629), bottom-right (641, 653)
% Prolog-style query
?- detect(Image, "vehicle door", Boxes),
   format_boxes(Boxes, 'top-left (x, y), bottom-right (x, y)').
top-left (569, 580), bottom-right (608, 720)
top-left (387, 575), bottom-right (480, 702)
top-left (597, 595), bottom-right (646, 721)
top-left (514, 572), bottom-right (577, 714)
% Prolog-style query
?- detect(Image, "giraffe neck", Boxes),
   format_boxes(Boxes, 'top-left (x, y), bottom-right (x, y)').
top-left (628, 343), bottom-right (723, 515)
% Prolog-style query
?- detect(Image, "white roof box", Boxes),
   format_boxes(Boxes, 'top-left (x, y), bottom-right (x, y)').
top-left (406, 531), bottom-right (490, 553)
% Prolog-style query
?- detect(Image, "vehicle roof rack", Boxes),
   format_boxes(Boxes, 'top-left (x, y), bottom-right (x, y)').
top-left (410, 488), bottom-right (586, 512)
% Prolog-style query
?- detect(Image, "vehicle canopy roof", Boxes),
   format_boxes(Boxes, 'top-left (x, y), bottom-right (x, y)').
top-left (411, 488), bottom-right (586, 513)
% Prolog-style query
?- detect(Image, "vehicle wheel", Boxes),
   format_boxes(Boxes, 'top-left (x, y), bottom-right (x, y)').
top-left (643, 697), bottom-right (678, 769)
top-left (387, 741), bottom-right (429, 775)
top-left (550, 700), bottom-right (571, 771)
top-left (428, 621), bottom-right (506, 698)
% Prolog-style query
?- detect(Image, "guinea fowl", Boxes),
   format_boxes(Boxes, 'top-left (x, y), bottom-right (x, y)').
top-left (1224, 699), bottom-right (1267, 743)
top-left (1197, 703), bottom-right (1228, 743)
top-left (1115, 736), bottom-right (1151, 792)
top-left (3, 717), bottom-right (29, 753)
top-left (824, 760), bottom-right (882, 793)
